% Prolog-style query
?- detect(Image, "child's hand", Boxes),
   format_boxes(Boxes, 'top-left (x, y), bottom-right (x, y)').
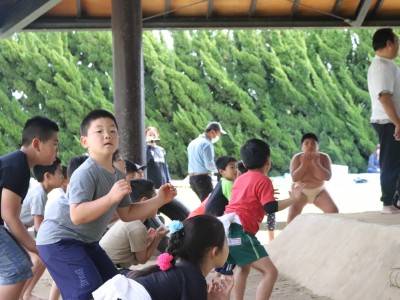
top-left (147, 228), bottom-right (156, 245)
top-left (157, 183), bottom-right (177, 204)
top-left (154, 225), bottom-right (169, 240)
top-left (289, 182), bottom-right (305, 202)
top-left (108, 179), bottom-right (132, 204)
top-left (309, 151), bottom-right (320, 162)
top-left (207, 276), bottom-right (234, 300)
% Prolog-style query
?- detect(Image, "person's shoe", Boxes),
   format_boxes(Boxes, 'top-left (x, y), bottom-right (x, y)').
top-left (381, 205), bottom-right (400, 214)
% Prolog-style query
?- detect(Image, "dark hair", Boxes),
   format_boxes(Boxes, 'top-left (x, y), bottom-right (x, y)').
top-left (237, 160), bottom-right (248, 174)
top-left (215, 156), bottom-right (237, 181)
top-left (80, 109), bottom-right (118, 136)
top-left (125, 159), bottom-right (136, 174)
top-left (112, 149), bottom-right (123, 162)
top-left (67, 155), bottom-right (89, 178)
top-left (61, 165), bottom-right (68, 179)
top-left (301, 133), bottom-right (318, 144)
top-left (32, 157), bottom-right (62, 182)
top-left (127, 215), bottom-right (225, 279)
top-left (240, 139), bottom-right (270, 170)
top-left (21, 116), bottom-right (59, 147)
top-left (372, 28), bottom-right (395, 51)
top-left (129, 179), bottom-right (155, 202)
top-left (216, 156), bottom-right (237, 171)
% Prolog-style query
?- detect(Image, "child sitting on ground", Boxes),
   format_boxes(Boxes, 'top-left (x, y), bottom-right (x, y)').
top-left (100, 179), bottom-right (168, 274)
top-left (36, 109), bottom-right (177, 300)
top-left (223, 138), bottom-right (304, 300)
top-left (19, 157), bottom-right (64, 300)
top-left (93, 215), bottom-right (233, 300)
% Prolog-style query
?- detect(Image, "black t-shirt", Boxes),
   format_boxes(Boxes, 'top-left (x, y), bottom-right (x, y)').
top-left (135, 261), bottom-right (207, 300)
top-left (0, 150), bottom-right (31, 225)
top-left (146, 145), bottom-right (170, 189)
top-left (205, 181), bottom-right (229, 217)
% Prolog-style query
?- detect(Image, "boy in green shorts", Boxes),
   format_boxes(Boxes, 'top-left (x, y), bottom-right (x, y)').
top-left (224, 139), bottom-right (304, 300)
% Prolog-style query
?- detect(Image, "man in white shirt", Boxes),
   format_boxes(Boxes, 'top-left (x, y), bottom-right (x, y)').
top-left (367, 28), bottom-right (400, 214)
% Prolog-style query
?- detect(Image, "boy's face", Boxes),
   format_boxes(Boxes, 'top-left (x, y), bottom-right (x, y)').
top-left (35, 132), bottom-right (59, 166)
top-left (220, 161), bottom-right (238, 181)
top-left (46, 164), bottom-right (64, 189)
top-left (301, 138), bottom-right (318, 153)
top-left (135, 170), bottom-right (144, 179)
top-left (80, 118), bottom-right (118, 158)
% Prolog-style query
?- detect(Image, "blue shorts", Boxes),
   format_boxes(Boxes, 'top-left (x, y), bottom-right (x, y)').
top-left (38, 239), bottom-right (118, 300)
top-left (227, 223), bottom-right (268, 267)
top-left (0, 226), bottom-right (33, 285)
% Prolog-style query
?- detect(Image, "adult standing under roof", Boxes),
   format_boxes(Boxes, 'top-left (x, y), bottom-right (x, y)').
top-left (367, 28), bottom-right (400, 214)
top-left (187, 122), bottom-right (226, 202)
top-left (145, 127), bottom-right (171, 189)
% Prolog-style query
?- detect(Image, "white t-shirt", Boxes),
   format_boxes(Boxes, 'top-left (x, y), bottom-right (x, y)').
top-left (368, 55), bottom-right (400, 123)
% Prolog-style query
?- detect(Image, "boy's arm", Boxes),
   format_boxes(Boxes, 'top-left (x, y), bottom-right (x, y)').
top-left (263, 183), bottom-right (305, 213)
top-left (310, 152), bottom-right (332, 181)
top-left (70, 179), bottom-right (132, 225)
top-left (290, 153), bottom-right (310, 182)
top-left (117, 183), bottom-right (177, 222)
top-left (2, 189), bottom-right (37, 253)
top-left (135, 226), bottom-right (168, 264)
top-left (33, 215), bottom-right (44, 232)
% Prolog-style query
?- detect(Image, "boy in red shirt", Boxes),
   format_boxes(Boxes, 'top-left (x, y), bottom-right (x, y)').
top-left (224, 139), bottom-right (303, 300)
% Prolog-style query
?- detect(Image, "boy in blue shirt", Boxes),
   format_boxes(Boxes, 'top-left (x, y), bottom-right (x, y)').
top-left (37, 109), bottom-right (177, 300)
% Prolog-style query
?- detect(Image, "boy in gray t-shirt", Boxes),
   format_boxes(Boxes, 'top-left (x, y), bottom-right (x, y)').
top-left (37, 109), bottom-right (177, 300)
top-left (20, 157), bottom-right (63, 232)
top-left (18, 157), bottom-right (63, 300)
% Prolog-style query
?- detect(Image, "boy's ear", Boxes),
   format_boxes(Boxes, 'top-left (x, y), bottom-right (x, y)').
top-left (139, 196), bottom-right (148, 203)
top-left (218, 168), bottom-right (225, 176)
top-left (32, 137), bottom-right (41, 152)
top-left (80, 136), bottom-right (89, 149)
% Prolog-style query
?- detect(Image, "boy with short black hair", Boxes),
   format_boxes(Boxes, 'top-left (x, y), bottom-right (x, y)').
top-left (125, 159), bottom-right (147, 180)
top-left (0, 116), bottom-right (59, 300)
top-left (20, 157), bottom-right (63, 233)
top-left (36, 109), bottom-right (176, 300)
top-left (19, 157), bottom-right (63, 300)
top-left (100, 179), bottom-right (168, 274)
top-left (224, 138), bottom-right (303, 300)
top-left (205, 156), bottom-right (238, 217)
top-left (287, 132), bottom-right (338, 224)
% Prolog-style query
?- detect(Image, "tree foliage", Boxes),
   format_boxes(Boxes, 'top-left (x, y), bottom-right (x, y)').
top-left (0, 29), bottom-right (383, 176)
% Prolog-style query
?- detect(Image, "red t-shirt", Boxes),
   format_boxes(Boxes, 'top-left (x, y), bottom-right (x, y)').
top-left (224, 170), bottom-right (274, 234)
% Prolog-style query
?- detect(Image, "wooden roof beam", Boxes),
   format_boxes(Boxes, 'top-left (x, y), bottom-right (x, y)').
top-left (0, 0), bottom-right (61, 39)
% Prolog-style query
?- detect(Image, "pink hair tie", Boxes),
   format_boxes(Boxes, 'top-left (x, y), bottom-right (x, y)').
top-left (157, 253), bottom-right (174, 271)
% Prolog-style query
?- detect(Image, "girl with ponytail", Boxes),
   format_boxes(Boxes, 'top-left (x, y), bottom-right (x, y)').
top-left (93, 215), bottom-right (233, 300)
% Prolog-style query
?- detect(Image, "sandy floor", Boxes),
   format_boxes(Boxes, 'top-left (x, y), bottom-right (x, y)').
top-left (32, 171), bottom-right (380, 299)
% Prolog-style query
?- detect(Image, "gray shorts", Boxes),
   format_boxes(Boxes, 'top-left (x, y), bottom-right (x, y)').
top-left (0, 226), bottom-right (33, 285)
